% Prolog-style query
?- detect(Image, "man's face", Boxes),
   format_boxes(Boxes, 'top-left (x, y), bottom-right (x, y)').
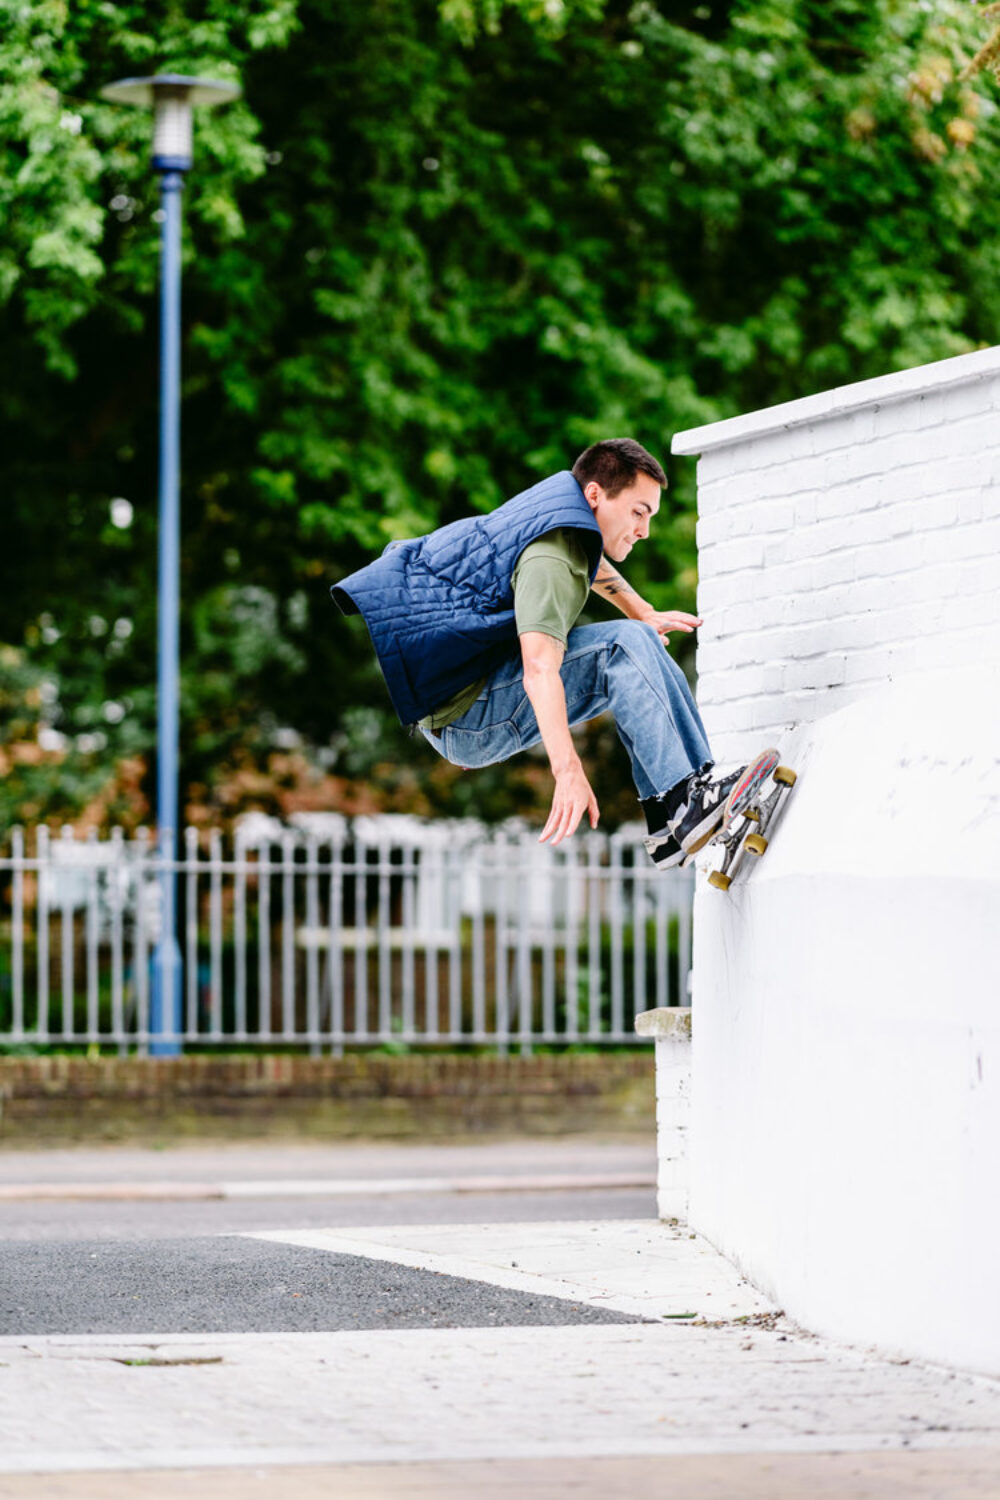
top-left (583, 472), bottom-right (662, 562)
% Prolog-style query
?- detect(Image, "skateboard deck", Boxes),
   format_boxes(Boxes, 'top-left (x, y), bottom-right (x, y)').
top-left (705, 748), bottom-right (797, 891)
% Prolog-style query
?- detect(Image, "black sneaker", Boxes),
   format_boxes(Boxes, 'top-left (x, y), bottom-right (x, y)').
top-left (643, 827), bottom-right (685, 870)
top-left (671, 765), bottom-right (746, 856)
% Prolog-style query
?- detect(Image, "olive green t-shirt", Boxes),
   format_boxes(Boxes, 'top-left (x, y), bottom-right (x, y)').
top-left (419, 528), bottom-right (591, 730)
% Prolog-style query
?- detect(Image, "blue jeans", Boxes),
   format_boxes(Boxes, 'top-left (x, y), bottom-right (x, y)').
top-left (421, 620), bottom-right (712, 801)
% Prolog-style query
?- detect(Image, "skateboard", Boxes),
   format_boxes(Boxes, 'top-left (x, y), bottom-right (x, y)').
top-left (705, 748), bottom-right (797, 892)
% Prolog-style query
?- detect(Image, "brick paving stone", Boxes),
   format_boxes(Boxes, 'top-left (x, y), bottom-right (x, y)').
top-left (3, 1212), bottom-right (1000, 1492)
top-left (2, 1320), bottom-right (1000, 1475)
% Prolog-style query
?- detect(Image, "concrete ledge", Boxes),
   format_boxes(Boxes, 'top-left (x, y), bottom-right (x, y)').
top-left (0, 1054), bottom-right (654, 1146)
top-left (635, 1007), bottom-right (692, 1040)
top-left (672, 343), bottom-right (1000, 454)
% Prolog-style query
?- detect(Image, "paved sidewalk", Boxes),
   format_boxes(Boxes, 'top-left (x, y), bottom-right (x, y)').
top-left (4, 1218), bottom-right (1000, 1493)
top-left (6, 1312), bottom-right (1000, 1470)
top-left (4, 1141), bottom-right (1000, 1496)
top-left (247, 1217), bottom-right (771, 1321)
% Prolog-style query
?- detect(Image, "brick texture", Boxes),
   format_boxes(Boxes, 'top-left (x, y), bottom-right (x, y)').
top-left (0, 1053), bottom-right (654, 1145)
top-left (683, 354), bottom-right (1000, 761)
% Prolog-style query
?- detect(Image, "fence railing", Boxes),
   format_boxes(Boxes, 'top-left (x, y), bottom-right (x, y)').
top-left (0, 818), bottom-right (693, 1053)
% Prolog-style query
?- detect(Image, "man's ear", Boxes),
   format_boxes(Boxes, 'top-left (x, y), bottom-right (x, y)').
top-left (584, 481), bottom-right (602, 511)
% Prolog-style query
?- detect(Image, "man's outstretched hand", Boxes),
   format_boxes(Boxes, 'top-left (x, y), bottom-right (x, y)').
top-left (639, 608), bottom-right (703, 638)
top-left (539, 758), bottom-right (600, 846)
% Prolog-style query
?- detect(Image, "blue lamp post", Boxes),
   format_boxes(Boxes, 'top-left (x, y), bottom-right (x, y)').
top-left (101, 74), bottom-right (241, 1055)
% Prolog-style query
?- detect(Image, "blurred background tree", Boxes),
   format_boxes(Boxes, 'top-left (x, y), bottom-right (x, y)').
top-left (2, 0), bottom-right (999, 832)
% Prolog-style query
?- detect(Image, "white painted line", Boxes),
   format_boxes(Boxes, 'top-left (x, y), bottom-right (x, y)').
top-left (0, 1431), bottom-right (988, 1476)
top-left (220, 1172), bottom-right (654, 1199)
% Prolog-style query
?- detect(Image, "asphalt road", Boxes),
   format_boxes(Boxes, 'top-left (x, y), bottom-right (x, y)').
top-left (1, 1234), bottom-right (641, 1336)
top-left (0, 1184), bottom-right (654, 1241)
top-left (0, 1140), bottom-right (654, 1336)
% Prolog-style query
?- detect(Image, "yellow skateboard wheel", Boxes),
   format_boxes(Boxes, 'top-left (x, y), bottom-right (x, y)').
top-left (708, 870), bottom-right (732, 891)
top-left (774, 766), bottom-right (797, 787)
top-left (745, 833), bottom-right (768, 856)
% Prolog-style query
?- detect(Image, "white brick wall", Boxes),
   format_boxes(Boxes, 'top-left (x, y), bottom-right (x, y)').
top-left (675, 347), bottom-right (1000, 763)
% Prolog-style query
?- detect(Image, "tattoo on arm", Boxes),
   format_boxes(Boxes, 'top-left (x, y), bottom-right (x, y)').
top-left (592, 558), bottom-right (639, 602)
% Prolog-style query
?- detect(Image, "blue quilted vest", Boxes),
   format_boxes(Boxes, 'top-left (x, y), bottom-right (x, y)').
top-left (331, 470), bottom-right (605, 725)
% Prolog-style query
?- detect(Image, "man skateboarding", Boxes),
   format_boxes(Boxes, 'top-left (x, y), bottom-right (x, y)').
top-left (332, 438), bottom-right (763, 869)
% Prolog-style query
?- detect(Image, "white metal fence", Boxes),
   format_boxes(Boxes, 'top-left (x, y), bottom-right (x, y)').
top-left (0, 818), bottom-right (693, 1053)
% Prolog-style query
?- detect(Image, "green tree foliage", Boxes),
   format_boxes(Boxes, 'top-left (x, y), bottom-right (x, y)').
top-left (1, 0), bottom-right (999, 829)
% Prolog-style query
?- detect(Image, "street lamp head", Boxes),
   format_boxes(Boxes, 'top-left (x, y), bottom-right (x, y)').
top-left (100, 73), bottom-right (241, 172)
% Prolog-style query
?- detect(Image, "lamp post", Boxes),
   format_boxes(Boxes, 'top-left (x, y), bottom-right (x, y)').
top-left (101, 74), bottom-right (241, 1055)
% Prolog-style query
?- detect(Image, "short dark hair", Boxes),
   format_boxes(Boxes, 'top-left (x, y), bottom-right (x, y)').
top-left (571, 438), bottom-right (667, 498)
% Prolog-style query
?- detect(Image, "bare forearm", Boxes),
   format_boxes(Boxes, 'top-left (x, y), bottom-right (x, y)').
top-left (590, 557), bottom-right (652, 620)
top-left (522, 662), bottom-right (578, 774)
top-left (519, 630), bottom-right (599, 842)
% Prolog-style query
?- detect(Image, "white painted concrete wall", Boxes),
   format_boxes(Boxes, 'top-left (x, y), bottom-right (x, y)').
top-left (672, 345), bottom-right (1000, 1376)
top-left (634, 1008), bottom-right (691, 1221)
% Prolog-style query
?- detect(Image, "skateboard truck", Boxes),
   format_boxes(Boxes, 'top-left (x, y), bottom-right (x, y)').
top-left (706, 753), bottom-right (797, 892)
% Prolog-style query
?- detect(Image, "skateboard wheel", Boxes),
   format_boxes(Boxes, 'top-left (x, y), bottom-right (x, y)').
top-left (774, 766), bottom-right (797, 787)
top-left (708, 870), bottom-right (732, 891)
top-left (745, 833), bottom-right (768, 857)
top-left (743, 808), bottom-right (761, 823)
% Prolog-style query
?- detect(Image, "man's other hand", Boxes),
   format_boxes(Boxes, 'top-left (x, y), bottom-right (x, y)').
top-left (639, 608), bottom-right (703, 638)
top-left (539, 758), bottom-right (600, 846)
